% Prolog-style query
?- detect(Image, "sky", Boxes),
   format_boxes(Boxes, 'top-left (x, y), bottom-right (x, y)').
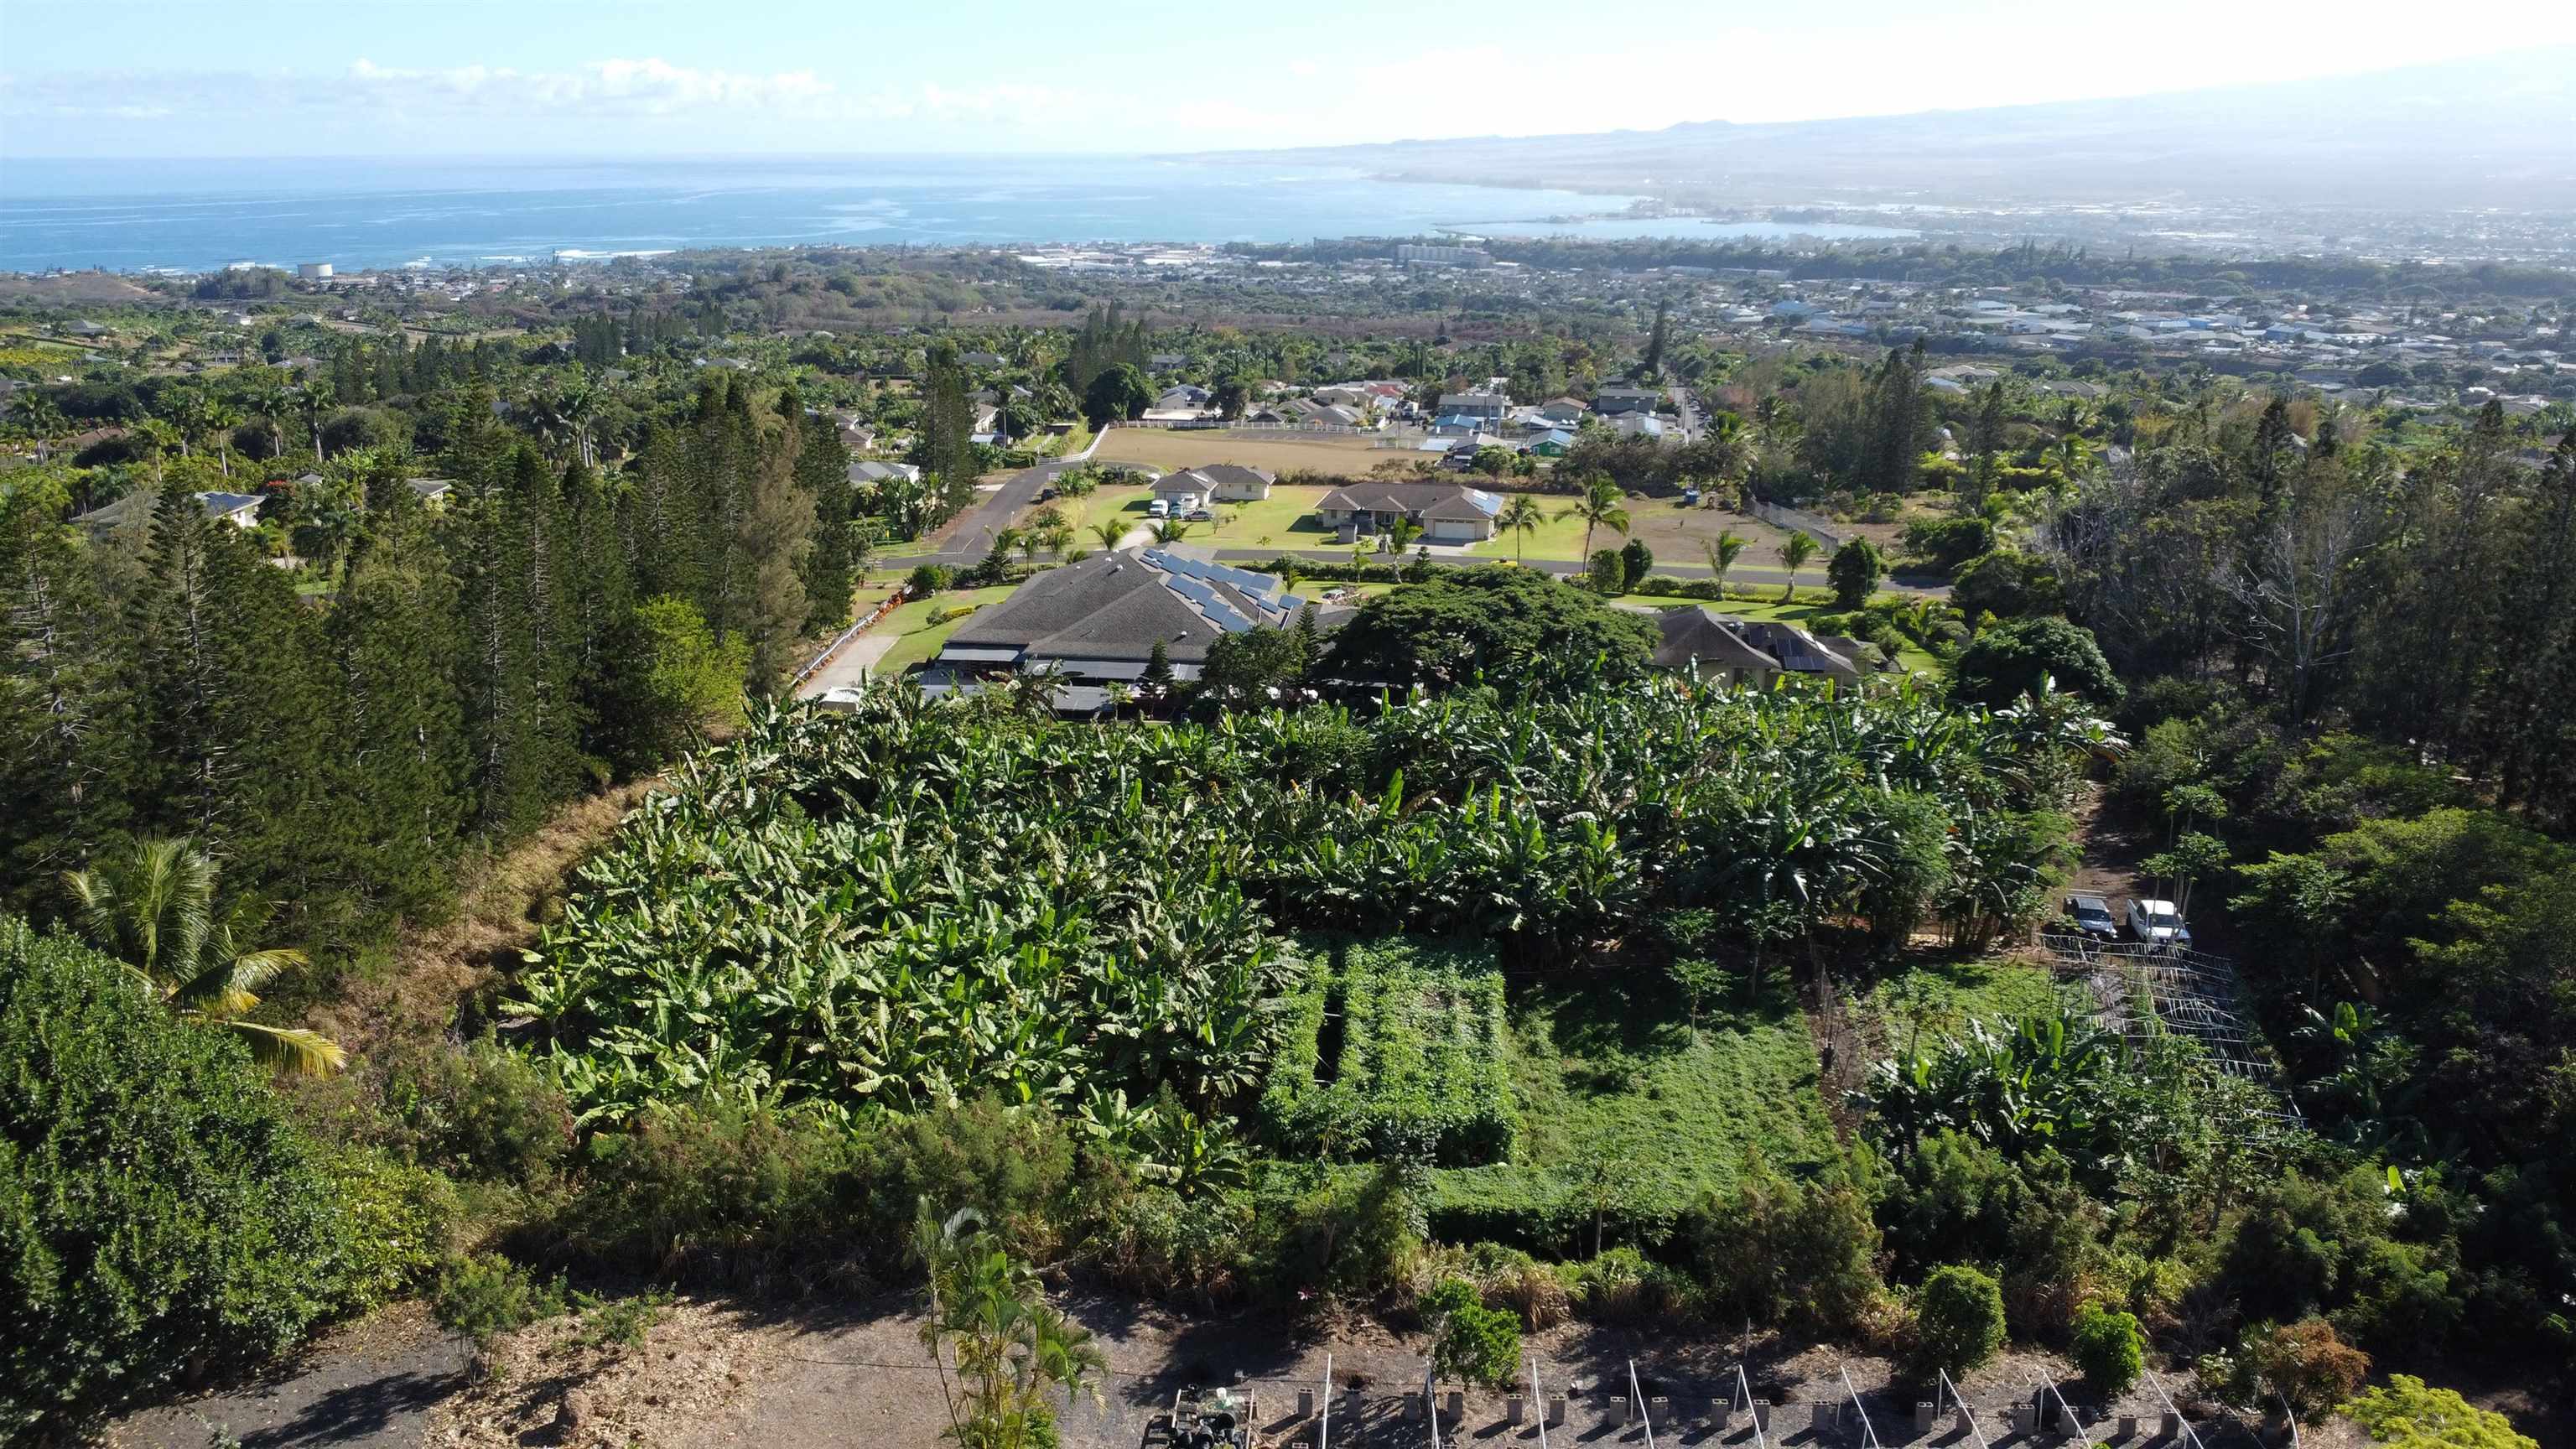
top-left (7, 0), bottom-right (2576, 158)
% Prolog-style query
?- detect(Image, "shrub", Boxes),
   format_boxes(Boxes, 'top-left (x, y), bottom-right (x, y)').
top-left (1, 917), bottom-right (392, 1437)
top-left (1827, 538), bottom-right (1885, 608)
top-left (1587, 548), bottom-right (1625, 593)
top-left (2070, 1303), bottom-right (2144, 1398)
top-left (2340, 1375), bottom-right (2538, 1449)
top-left (1911, 1265), bottom-right (2007, 1379)
top-left (564, 1099), bottom-right (871, 1287)
top-left (1464, 1242), bottom-right (1571, 1329)
top-left (1904, 516), bottom-right (1995, 573)
top-left (432, 1251), bottom-right (567, 1349)
top-left (1685, 1156), bottom-right (1883, 1337)
top-left (1571, 1246), bottom-right (1690, 1322)
top-left (1952, 616), bottom-right (2122, 708)
top-left (1421, 1277), bottom-right (1523, 1387)
top-left (1619, 538), bottom-right (1654, 589)
top-left (2244, 1318), bottom-right (2369, 1422)
top-left (1244, 1163), bottom-right (1420, 1307)
top-left (906, 562), bottom-right (954, 595)
top-left (381, 1038), bottom-right (575, 1187)
top-left (1098, 1183), bottom-right (1252, 1307)
top-left (1950, 548), bottom-right (2064, 621)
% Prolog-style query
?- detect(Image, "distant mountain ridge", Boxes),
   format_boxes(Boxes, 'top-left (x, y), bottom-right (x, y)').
top-left (1229, 49), bottom-right (2576, 209)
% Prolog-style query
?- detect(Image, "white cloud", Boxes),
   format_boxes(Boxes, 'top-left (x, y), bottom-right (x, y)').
top-left (340, 56), bottom-right (843, 117)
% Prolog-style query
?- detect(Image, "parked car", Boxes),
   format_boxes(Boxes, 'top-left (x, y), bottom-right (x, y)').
top-left (1146, 499), bottom-right (1169, 519)
top-left (2126, 898), bottom-right (2193, 948)
top-left (2063, 892), bottom-right (2120, 939)
top-left (1184, 507), bottom-right (1214, 522)
top-left (1036, 485), bottom-right (1058, 501)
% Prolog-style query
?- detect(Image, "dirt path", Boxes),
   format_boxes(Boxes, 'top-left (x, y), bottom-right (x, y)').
top-left (108, 1306), bottom-right (470, 1449)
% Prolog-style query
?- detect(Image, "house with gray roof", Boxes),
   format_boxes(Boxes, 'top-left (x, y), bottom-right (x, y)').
top-left (71, 489), bottom-right (263, 534)
top-left (923, 548), bottom-right (1348, 714)
top-left (1153, 465), bottom-right (1274, 512)
top-left (1650, 607), bottom-right (1877, 687)
top-left (849, 460), bottom-right (923, 487)
top-left (1312, 481), bottom-right (1503, 543)
top-left (1593, 385), bottom-right (1660, 415)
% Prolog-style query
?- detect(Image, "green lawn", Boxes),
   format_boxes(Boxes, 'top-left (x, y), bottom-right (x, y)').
top-left (1042, 484), bottom-right (1334, 549)
top-left (1863, 958), bottom-right (2073, 1060)
top-left (1468, 492), bottom-right (1613, 561)
top-left (1428, 973), bottom-right (1842, 1244)
top-left (867, 585), bottom-right (1020, 674)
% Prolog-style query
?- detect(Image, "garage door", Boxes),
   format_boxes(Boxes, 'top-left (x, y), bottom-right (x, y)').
top-left (1429, 521), bottom-right (1476, 543)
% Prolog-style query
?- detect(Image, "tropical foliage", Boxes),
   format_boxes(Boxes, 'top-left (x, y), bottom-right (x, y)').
top-left (518, 676), bottom-right (2110, 1127)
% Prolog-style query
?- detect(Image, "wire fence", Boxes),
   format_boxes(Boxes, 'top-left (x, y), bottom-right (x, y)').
top-left (1747, 498), bottom-right (1848, 549)
top-left (2038, 928), bottom-right (2303, 1121)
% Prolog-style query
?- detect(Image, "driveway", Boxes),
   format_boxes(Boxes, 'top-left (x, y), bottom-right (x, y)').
top-left (922, 432), bottom-right (1107, 565)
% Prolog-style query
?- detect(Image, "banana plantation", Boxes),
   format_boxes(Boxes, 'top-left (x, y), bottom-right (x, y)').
top-left (514, 676), bottom-right (2113, 1144)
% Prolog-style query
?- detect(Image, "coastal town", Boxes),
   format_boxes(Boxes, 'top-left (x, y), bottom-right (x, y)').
top-left (5, 18), bottom-right (2575, 1449)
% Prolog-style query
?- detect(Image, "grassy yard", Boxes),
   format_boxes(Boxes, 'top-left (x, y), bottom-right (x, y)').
top-left (1862, 957), bottom-right (2073, 1060)
top-left (866, 585), bottom-right (1020, 674)
top-left (1089, 428), bottom-right (1389, 477)
top-left (1427, 973), bottom-right (1843, 1244)
top-left (1469, 490), bottom-right (1798, 564)
top-left (1038, 484), bottom-right (1335, 548)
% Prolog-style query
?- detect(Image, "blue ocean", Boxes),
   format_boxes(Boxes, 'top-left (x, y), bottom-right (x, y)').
top-left (0, 155), bottom-right (1914, 273)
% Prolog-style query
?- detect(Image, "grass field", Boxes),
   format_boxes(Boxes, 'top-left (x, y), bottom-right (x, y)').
top-left (1037, 483), bottom-right (1336, 548)
top-left (1089, 428), bottom-right (1389, 478)
top-left (1434, 971), bottom-right (1842, 1244)
top-left (1470, 490), bottom-right (1798, 563)
top-left (1863, 957), bottom-right (2073, 1060)
top-left (866, 585), bottom-right (1020, 673)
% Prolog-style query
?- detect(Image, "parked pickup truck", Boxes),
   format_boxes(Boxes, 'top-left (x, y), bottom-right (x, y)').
top-left (2126, 897), bottom-right (2193, 948)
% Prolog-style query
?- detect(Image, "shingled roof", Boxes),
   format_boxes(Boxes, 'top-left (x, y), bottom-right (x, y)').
top-left (942, 548), bottom-right (1338, 670)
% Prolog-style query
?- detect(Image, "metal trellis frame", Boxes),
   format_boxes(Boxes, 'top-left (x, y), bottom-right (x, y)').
top-left (1528, 1353), bottom-right (1550, 1449)
top-left (2038, 928), bottom-right (2303, 1123)
top-left (2143, 1369), bottom-right (2207, 1449)
top-left (1628, 1359), bottom-right (1657, 1449)
top-left (1318, 1352), bottom-right (1331, 1449)
top-left (2035, 1374), bottom-right (2096, 1449)
top-left (1939, 1368), bottom-right (1992, 1449)
top-left (1732, 1364), bottom-right (1770, 1449)
top-left (1841, 1366), bottom-right (1881, 1449)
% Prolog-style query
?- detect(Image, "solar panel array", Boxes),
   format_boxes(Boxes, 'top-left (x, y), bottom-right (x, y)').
top-left (1165, 574), bottom-right (1258, 632)
top-left (1144, 548), bottom-right (1290, 630)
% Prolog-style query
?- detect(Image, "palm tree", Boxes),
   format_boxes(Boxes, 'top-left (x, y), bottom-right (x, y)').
top-left (60, 838), bottom-right (346, 1075)
top-left (1778, 532), bottom-right (1819, 600)
top-left (1150, 519), bottom-right (1192, 546)
top-left (1386, 515), bottom-right (1424, 554)
top-left (1699, 413), bottom-right (1750, 501)
top-left (252, 382), bottom-right (294, 460)
top-left (135, 418), bottom-right (183, 486)
top-left (1556, 475), bottom-right (1631, 561)
top-left (205, 400), bottom-right (243, 476)
top-left (1088, 520), bottom-right (1129, 553)
top-left (1497, 494), bottom-right (1546, 562)
top-left (1701, 531), bottom-right (1748, 593)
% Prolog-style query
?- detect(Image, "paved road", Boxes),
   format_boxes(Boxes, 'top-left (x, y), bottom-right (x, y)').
top-left (922, 429), bottom-right (1113, 564)
top-left (1667, 383), bottom-right (1703, 443)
